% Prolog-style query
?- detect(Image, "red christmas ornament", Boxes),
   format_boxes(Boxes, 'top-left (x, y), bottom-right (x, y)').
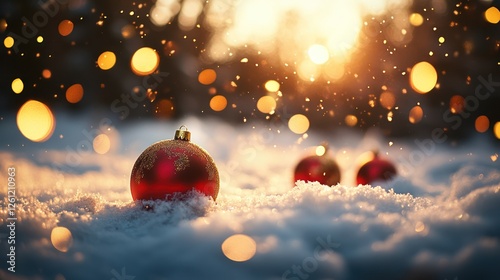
top-left (356, 151), bottom-right (397, 185)
top-left (293, 144), bottom-right (341, 186)
top-left (130, 126), bottom-right (219, 201)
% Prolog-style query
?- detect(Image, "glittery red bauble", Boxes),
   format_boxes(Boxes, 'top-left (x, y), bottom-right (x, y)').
top-left (130, 126), bottom-right (219, 201)
top-left (293, 147), bottom-right (341, 186)
top-left (356, 152), bottom-right (397, 185)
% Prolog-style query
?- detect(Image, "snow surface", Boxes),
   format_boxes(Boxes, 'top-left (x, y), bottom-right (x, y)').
top-left (1, 117), bottom-right (500, 280)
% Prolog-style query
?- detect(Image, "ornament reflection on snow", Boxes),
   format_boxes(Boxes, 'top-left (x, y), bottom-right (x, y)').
top-left (130, 126), bottom-right (219, 201)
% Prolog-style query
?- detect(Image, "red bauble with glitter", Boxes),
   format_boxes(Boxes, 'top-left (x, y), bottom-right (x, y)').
top-left (130, 126), bottom-right (219, 201)
top-left (293, 144), bottom-right (341, 186)
top-left (356, 151), bottom-right (397, 185)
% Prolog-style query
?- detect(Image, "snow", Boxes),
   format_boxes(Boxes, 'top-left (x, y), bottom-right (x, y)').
top-left (1, 117), bottom-right (499, 280)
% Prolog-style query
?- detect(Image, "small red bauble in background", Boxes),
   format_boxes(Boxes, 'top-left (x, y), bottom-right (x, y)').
top-left (356, 151), bottom-right (397, 185)
top-left (130, 126), bottom-right (219, 201)
top-left (293, 144), bottom-right (341, 186)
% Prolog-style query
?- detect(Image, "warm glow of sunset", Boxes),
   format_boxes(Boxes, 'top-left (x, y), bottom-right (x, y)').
top-left (148, 0), bottom-right (412, 81)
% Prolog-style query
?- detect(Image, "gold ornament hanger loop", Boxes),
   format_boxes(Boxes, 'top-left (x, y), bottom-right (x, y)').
top-left (174, 125), bottom-right (191, 141)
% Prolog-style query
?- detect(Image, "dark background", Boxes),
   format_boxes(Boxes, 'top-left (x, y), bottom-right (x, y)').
top-left (1, 0), bottom-right (499, 142)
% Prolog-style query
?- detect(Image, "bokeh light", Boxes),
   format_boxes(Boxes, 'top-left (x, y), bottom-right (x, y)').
top-left (345, 114), bottom-right (358, 127)
top-left (156, 99), bottom-right (175, 118)
top-left (51, 227), bottom-right (73, 253)
top-left (324, 61), bottom-right (345, 81)
top-left (16, 100), bottom-right (55, 142)
top-left (93, 134), bottom-right (111, 154)
top-left (409, 106), bottom-right (424, 124)
top-left (256, 96), bottom-right (276, 114)
top-left (58, 20), bottom-right (74, 36)
top-left (288, 114), bottom-right (310, 134)
top-left (449, 95), bottom-right (465, 114)
top-left (97, 51), bottom-right (116, 70)
top-left (150, 1), bottom-right (181, 26)
top-left (178, 0), bottom-right (203, 31)
top-left (308, 44), bottom-right (329, 65)
top-left (415, 221), bottom-right (426, 233)
top-left (379, 91), bottom-right (395, 109)
top-left (11, 78), bottom-right (24, 94)
top-left (37, 36), bottom-right (44, 43)
top-left (409, 13), bottom-right (424, 26)
top-left (410, 61), bottom-right (438, 94)
top-left (494, 122), bottom-right (500, 139)
top-left (131, 47), bottom-right (160, 76)
top-left (264, 80), bottom-right (280, 92)
top-left (484, 7), bottom-right (500, 24)
top-left (315, 145), bottom-right (326, 156)
top-left (4, 36), bottom-right (14, 48)
top-left (210, 95), bottom-right (227, 111)
top-left (66, 84), bottom-right (84, 103)
top-left (121, 24), bottom-right (135, 38)
top-left (221, 234), bottom-right (256, 262)
top-left (0, 19), bottom-right (7, 32)
top-left (475, 115), bottom-right (490, 133)
top-left (42, 69), bottom-right (52, 79)
top-left (198, 69), bottom-right (217, 85)
top-left (297, 60), bottom-right (319, 82)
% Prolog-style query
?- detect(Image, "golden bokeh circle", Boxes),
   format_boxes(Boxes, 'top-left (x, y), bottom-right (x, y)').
top-left (221, 234), bottom-right (257, 262)
top-left (17, 100), bottom-right (56, 142)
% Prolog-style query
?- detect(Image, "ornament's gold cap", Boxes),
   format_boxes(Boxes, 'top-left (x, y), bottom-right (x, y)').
top-left (174, 125), bottom-right (191, 141)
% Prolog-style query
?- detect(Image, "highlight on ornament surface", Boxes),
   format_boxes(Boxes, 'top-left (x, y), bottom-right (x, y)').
top-left (130, 126), bottom-right (220, 201)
